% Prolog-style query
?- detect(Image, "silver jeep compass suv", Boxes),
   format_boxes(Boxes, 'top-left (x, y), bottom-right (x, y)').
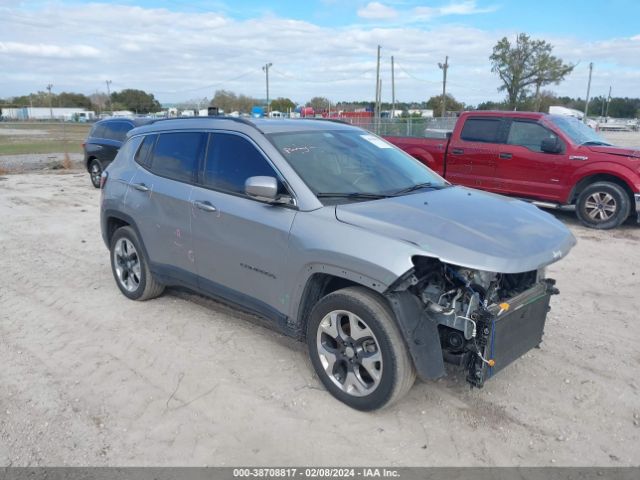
top-left (100, 117), bottom-right (575, 410)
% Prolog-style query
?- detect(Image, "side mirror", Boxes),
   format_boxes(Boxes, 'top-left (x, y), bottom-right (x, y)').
top-left (541, 137), bottom-right (563, 154)
top-left (245, 176), bottom-right (279, 202)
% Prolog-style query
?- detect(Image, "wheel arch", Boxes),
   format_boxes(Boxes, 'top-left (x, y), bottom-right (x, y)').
top-left (86, 155), bottom-right (99, 172)
top-left (569, 172), bottom-right (636, 206)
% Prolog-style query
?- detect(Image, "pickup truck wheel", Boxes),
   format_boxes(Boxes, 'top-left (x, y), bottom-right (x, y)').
top-left (306, 286), bottom-right (415, 411)
top-left (110, 226), bottom-right (164, 301)
top-left (576, 182), bottom-right (630, 229)
top-left (89, 159), bottom-right (102, 188)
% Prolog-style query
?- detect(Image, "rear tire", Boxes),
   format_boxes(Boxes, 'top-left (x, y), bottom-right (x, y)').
top-left (306, 286), bottom-right (415, 411)
top-left (89, 159), bottom-right (102, 188)
top-left (110, 226), bottom-right (164, 301)
top-left (575, 181), bottom-right (630, 229)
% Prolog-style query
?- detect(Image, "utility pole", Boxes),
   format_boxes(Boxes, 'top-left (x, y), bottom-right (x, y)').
top-left (105, 80), bottom-right (112, 114)
top-left (438, 56), bottom-right (449, 117)
top-left (583, 62), bottom-right (593, 124)
top-left (46, 83), bottom-right (53, 119)
top-left (262, 63), bottom-right (272, 115)
top-left (605, 85), bottom-right (612, 120)
top-left (374, 45), bottom-right (381, 131)
top-left (391, 55), bottom-right (396, 119)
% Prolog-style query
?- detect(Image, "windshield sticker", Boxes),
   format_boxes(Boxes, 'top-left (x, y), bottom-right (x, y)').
top-left (360, 134), bottom-right (392, 149)
top-left (282, 145), bottom-right (317, 155)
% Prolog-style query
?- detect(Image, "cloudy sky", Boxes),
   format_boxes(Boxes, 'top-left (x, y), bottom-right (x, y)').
top-left (1, 0), bottom-right (639, 106)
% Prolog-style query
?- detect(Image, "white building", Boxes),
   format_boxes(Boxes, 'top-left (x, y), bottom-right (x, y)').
top-left (0, 107), bottom-right (95, 121)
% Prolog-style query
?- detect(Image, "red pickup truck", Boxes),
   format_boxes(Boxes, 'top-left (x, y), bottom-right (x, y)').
top-left (385, 111), bottom-right (640, 229)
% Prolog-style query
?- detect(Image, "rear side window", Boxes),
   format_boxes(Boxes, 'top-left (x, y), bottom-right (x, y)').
top-left (507, 121), bottom-right (559, 152)
top-left (103, 122), bottom-right (133, 142)
top-left (203, 133), bottom-right (279, 194)
top-left (91, 124), bottom-right (107, 139)
top-left (460, 118), bottom-right (502, 143)
top-left (134, 134), bottom-right (156, 166)
top-left (149, 132), bottom-right (206, 183)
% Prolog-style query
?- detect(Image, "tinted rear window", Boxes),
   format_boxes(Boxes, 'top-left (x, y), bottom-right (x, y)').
top-left (460, 118), bottom-right (502, 143)
top-left (103, 122), bottom-right (133, 142)
top-left (135, 134), bottom-right (156, 166)
top-left (150, 132), bottom-right (206, 183)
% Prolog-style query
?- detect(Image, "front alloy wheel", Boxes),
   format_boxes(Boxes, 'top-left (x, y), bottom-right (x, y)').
top-left (307, 287), bottom-right (415, 411)
top-left (576, 181), bottom-right (630, 229)
top-left (317, 310), bottom-right (383, 397)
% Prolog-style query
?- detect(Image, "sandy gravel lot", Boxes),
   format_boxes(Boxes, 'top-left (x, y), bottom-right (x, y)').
top-left (0, 171), bottom-right (639, 467)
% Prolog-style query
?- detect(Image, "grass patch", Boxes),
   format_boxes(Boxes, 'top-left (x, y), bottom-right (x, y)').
top-left (0, 122), bottom-right (90, 156)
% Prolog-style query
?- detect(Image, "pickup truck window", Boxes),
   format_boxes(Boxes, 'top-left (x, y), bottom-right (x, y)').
top-left (507, 121), bottom-right (558, 152)
top-left (460, 118), bottom-right (502, 143)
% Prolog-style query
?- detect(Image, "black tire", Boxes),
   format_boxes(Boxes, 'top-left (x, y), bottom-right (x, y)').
top-left (109, 226), bottom-right (164, 301)
top-left (575, 181), bottom-right (630, 229)
top-left (306, 286), bottom-right (415, 411)
top-left (89, 158), bottom-right (102, 188)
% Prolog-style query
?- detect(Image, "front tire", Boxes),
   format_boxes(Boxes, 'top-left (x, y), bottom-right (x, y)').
top-left (575, 181), bottom-right (630, 229)
top-left (306, 287), bottom-right (415, 411)
top-left (109, 226), bottom-right (164, 301)
top-left (89, 159), bottom-right (102, 188)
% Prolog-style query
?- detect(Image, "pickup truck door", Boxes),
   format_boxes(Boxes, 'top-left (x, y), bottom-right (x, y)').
top-left (446, 116), bottom-right (504, 191)
top-left (494, 119), bottom-right (567, 201)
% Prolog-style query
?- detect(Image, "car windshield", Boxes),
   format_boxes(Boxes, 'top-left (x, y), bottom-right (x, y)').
top-left (548, 115), bottom-right (611, 146)
top-left (268, 129), bottom-right (448, 202)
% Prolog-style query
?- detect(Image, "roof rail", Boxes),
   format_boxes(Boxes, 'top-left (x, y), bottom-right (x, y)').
top-left (153, 115), bottom-right (262, 132)
top-left (300, 117), bottom-right (351, 125)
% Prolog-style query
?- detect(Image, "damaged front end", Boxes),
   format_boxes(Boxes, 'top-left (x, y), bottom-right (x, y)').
top-left (386, 256), bottom-right (560, 388)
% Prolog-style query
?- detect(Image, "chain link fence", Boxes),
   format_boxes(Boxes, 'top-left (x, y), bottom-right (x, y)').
top-left (336, 117), bottom-right (458, 138)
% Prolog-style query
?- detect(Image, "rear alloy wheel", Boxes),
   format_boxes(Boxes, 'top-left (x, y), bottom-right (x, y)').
top-left (89, 159), bottom-right (102, 188)
top-left (110, 226), bottom-right (164, 301)
top-left (576, 181), bottom-right (630, 229)
top-left (307, 287), bottom-right (415, 411)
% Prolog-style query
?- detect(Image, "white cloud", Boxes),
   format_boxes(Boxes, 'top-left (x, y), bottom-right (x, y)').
top-left (0, 41), bottom-right (100, 58)
top-left (357, 2), bottom-right (398, 19)
top-left (413, 1), bottom-right (498, 21)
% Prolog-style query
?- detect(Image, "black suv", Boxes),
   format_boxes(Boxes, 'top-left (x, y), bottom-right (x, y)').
top-left (84, 117), bottom-right (155, 187)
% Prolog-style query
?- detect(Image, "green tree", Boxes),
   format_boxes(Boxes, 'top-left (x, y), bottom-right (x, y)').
top-left (110, 89), bottom-right (161, 113)
top-left (426, 94), bottom-right (464, 117)
top-left (270, 97), bottom-right (296, 113)
top-left (490, 33), bottom-right (573, 110)
top-left (307, 96), bottom-right (331, 112)
top-left (56, 92), bottom-right (92, 109)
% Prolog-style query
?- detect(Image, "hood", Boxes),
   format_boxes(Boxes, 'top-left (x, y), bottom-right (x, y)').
top-left (587, 145), bottom-right (640, 158)
top-left (335, 187), bottom-right (576, 274)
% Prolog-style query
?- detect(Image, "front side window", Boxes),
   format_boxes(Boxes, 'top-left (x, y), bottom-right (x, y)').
top-left (203, 133), bottom-right (280, 194)
top-left (268, 130), bottom-right (446, 201)
top-left (460, 118), bottom-right (502, 143)
top-left (507, 121), bottom-right (559, 152)
top-left (149, 132), bottom-right (206, 183)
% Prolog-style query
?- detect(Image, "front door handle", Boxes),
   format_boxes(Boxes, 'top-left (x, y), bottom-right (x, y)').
top-left (132, 183), bottom-right (149, 192)
top-left (451, 148), bottom-right (464, 155)
top-left (194, 200), bottom-right (217, 213)
top-left (499, 152), bottom-right (512, 159)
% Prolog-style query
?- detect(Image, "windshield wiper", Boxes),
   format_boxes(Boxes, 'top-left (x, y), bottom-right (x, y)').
top-left (316, 192), bottom-right (391, 200)
top-left (580, 141), bottom-right (612, 146)
top-left (391, 182), bottom-right (449, 196)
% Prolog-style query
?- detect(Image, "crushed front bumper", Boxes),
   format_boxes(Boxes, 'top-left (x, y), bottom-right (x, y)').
top-left (466, 279), bottom-right (556, 387)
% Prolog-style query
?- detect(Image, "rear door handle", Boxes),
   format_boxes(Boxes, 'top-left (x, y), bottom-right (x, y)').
top-left (132, 183), bottom-right (149, 192)
top-left (499, 152), bottom-right (512, 159)
top-left (451, 148), bottom-right (464, 155)
top-left (194, 200), bottom-right (217, 213)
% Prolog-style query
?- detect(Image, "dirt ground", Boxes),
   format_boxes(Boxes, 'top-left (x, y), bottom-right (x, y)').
top-left (0, 169), bottom-right (639, 467)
